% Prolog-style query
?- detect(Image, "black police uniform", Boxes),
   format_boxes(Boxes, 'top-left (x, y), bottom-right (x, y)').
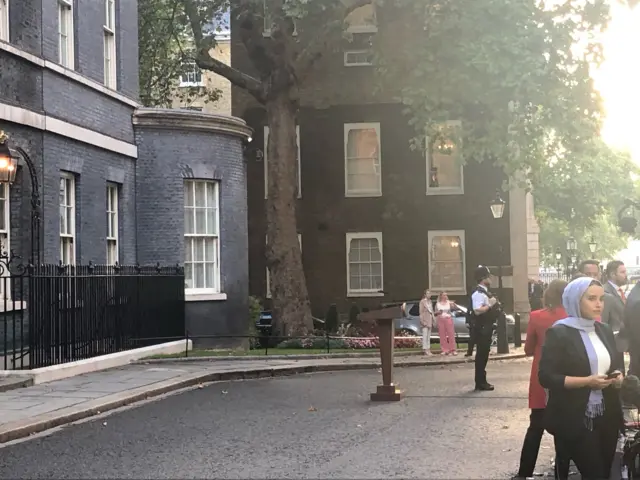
top-left (470, 266), bottom-right (499, 390)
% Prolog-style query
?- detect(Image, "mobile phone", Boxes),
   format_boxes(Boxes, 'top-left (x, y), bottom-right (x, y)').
top-left (606, 372), bottom-right (621, 379)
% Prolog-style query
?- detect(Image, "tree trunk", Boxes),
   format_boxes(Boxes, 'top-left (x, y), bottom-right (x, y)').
top-left (265, 93), bottom-right (314, 336)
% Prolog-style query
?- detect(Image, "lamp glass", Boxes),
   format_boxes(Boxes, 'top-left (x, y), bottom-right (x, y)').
top-left (567, 237), bottom-right (577, 251)
top-left (588, 239), bottom-right (597, 254)
top-left (0, 142), bottom-right (17, 184)
top-left (490, 192), bottom-right (506, 219)
top-left (555, 250), bottom-right (562, 261)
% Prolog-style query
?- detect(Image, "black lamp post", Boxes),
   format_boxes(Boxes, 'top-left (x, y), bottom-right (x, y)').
top-left (490, 190), bottom-right (509, 354)
top-left (588, 238), bottom-right (597, 255)
top-left (0, 131), bottom-right (41, 264)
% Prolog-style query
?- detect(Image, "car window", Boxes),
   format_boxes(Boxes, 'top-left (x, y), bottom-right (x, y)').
top-left (408, 303), bottom-right (420, 317)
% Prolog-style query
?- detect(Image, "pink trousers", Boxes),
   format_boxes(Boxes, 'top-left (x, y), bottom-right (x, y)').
top-left (437, 315), bottom-right (456, 353)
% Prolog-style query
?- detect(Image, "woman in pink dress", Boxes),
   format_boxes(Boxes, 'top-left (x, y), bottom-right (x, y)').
top-left (435, 292), bottom-right (458, 355)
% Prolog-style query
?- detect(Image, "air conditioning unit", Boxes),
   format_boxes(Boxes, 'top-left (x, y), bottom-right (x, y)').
top-left (344, 50), bottom-right (373, 67)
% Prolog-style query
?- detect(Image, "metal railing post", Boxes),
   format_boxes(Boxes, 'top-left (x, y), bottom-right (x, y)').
top-left (514, 313), bottom-right (522, 348)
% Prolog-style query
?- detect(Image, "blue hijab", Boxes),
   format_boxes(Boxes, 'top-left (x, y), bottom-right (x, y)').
top-left (554, 276), bottom-right (606, 429)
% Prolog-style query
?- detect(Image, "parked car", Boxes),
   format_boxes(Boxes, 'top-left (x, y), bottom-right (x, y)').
top-left (394, 301), bottom-right (515, 343)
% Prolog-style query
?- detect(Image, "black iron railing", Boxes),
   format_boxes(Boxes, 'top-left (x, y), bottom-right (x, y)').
top-left (1, 262), bottom-right (185, 370)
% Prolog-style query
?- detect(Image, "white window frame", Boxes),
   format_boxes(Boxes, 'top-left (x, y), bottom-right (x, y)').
top-left (58, 0), bottom-right (74, 69)
top-left (103, 0), bottom-right (117, 88)
top-left (264, 125), bottom-right (301, 199)
top-left (106, 183), bottom-right (118, 264)
top-left (0, 0), bottom-right (9, 43)
top-left (184, 179), bottom-right (221, 295)
top-left (344, 49), bottom-right (373, 67)
top-left (179, 61), bottom-right (204, 87)
top-left (426, 120), bottom-right (464, 196)
top-left (427, 230), bottom-right (467, 294)
top-left (344, 122), bottom-right (382, 198)
top-left (345, 2), bottom-right (378, 34)
top-left (346, 232), bottom-right (384, 297)
top-left (266, 233), bottom-right (301, 298)
top-left (60, 173), bottom-right (76, 265)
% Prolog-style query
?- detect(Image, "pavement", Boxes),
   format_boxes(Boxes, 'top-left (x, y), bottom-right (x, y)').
top-left (0, 347), bottom-right (525, 445)
top-left (0, 357), bottom-right (548, 479)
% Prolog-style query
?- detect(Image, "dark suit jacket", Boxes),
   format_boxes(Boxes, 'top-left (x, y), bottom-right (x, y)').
top-left (538, 321), bottom-right (623, 438)
top-left (602, 282), bottom-right (625, 333)
top-left (625, 283), bottom-right (640, 373)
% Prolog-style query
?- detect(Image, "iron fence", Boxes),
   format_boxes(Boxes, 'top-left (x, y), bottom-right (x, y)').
top-left (1, 261), bottom-right (185, 370)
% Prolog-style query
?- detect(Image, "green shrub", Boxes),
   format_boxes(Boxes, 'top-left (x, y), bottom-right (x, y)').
top-left (275, 337), bottom-right (347, 350)
top-left (349, 303), bottom-right (360, 324)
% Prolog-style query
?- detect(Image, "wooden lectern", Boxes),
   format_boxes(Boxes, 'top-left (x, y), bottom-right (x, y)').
top-left (358, 306), bottom-right (405, 402)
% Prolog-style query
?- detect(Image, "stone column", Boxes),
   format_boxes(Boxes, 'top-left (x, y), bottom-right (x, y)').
top-left (508, 183), bottom-right (532, 326)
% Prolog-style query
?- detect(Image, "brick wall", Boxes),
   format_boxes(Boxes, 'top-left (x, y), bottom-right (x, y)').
top-left (243, 104), bottom-right (512, 315)
top-left (134, 111), bottom-right (250, 343)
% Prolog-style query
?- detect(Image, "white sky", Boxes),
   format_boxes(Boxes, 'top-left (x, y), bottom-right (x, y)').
top-left (593, 2), bottom-right (640, 161)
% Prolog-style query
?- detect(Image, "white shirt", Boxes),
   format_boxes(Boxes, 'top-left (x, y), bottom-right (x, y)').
top-left (587, 331), bottom-right (611, 376)
top-left (472, 284), bottom-right (490, 314)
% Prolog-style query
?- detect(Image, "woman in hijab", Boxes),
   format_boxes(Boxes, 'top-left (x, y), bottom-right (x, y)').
top-left (539, 277), bottom-right (624, 480)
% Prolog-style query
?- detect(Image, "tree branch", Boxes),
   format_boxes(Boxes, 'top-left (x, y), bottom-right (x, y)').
top-left (181, 0), bottom-right (266, 103)
top-left (293, 0), bottom-right (374, 80)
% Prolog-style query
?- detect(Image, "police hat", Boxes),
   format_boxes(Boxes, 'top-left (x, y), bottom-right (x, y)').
top-left (474, 265), bottom-right (491, 282)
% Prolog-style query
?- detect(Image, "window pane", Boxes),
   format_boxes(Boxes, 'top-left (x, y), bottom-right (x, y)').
top-left (206, 182), bottom-right (216, 208)
top-left (194, 238), bottom-right (204, 261)
top-left (207, 207), bottom-right (217, 235)
top-left (205, 238), bottom-right (215, 261)
top-left (184, 208), bottom-right (194, 234)
top-left (194, 263), bottom-right (205, 289)
top-left (347, 128), bottom-right (378, 160)
top-left (194, 181), bottom-right (206, 207)
top-left (184, 264), bottom-right (193, 289)
top-left (184, 182), bottom-right (194, 207)
top-left (60, 206), bottom-right (66, 234)
top-left (195, 208), bottom-right (206, 234)
top-left (185, 238), bottom-right (193, 262)
top-left (66, 207), bottom-right (73, 234)
top-left (205, 262), bottom-right (214, 289)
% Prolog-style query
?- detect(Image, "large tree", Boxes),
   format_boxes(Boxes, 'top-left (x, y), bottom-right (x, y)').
top-left (534, 140), bottom-right (638, 265)
top-left (171, 0), bottom-right (631, 336)
top-left (138, 0), bottom-right (222, 107)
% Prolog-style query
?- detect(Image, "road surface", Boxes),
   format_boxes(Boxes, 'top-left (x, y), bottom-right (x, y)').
top-left (0, 358), bottom-right (554, 479)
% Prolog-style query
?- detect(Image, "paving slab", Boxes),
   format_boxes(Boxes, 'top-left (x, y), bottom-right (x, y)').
top-left (0, 348), bottom-right (526, 444)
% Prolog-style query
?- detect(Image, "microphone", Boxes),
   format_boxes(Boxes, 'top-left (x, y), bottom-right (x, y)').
top-left (621, 374), bottom-right (640, 407)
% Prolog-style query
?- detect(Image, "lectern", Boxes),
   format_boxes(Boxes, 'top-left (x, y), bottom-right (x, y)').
top-left (358, 306), bottom-right (405, 401)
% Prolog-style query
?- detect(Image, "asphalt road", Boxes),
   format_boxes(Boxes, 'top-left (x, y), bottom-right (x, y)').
top-left (0, 358), bottom-right (555, 479)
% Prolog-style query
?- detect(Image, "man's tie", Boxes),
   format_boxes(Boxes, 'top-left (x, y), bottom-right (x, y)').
top-left (619, 287), bottom-right (627, 304)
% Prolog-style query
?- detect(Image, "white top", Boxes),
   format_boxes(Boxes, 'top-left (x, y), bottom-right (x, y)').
top-left (436, 301), bottom-right (451, 313)
top-left (587, 330), bottom-right (611, 376)
top-left (472, 284), bottom-right (490, 313)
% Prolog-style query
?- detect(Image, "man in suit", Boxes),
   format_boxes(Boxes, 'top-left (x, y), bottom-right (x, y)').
top-left (602, 260), bottom-right (627, 335)
top-left (625, 281), bottom-right (640, 375)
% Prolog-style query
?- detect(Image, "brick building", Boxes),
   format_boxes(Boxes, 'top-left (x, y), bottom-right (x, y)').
top-left (231, 3), bottom-right (540, 317)
top-left (0, 0), bottom-right (251, 342)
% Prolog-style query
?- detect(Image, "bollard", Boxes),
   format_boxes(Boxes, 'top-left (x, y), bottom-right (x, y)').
top-left (514, 313), bottom-right (522, 348)
top-left (497, 313), bottom-right (509, 354)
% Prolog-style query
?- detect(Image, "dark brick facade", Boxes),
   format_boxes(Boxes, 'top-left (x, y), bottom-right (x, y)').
top-left (134, 109), bottom-right (251, 346)
top-left (1, 1), bottom-right (252, 347)
top-left (231, 12), bottom-right (514, 316)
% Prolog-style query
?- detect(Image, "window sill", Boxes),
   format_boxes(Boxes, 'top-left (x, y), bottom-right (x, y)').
top-left (0, 301), bottom-right (27, 313)
top-left (426, 189), bottom-right (464, 196)
top-left (347, 291), bottom-right (384, 298)
top-left (185, 293), bottom-right (227, 302)
top-left (179, 83), bottom-right (205, 88)
top-left (345, 192), bottom-right (383, 198)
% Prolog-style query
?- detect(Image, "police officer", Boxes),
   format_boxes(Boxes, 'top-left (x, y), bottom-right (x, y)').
top-left (471, 265), bottom-right (499, 391)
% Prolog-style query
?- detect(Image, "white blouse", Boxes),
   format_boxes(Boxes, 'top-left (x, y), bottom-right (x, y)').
top-left (587, 330), bottom-right (611, 376)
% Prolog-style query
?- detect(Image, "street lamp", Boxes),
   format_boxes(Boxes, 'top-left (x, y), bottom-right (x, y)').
top-left (490, 190), bottom-right (506, 219)
top-left (566, 237), bottom-right (577, 252)
top-left (0, 131), bottom-right (41, 264)
top-left (555, 248), bottom-right (562, 262)
top-left (0, 133), bottom-right (19, 184)
top-left (490, 190), bottom-right (509, 353)
top-left (588, 237), bottom-right (597, 254)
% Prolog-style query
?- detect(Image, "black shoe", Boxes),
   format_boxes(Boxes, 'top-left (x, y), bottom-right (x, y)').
top-left (465, 352), bottom-right (472, 357)
top-left (475, 383), bottom-right (494, 391)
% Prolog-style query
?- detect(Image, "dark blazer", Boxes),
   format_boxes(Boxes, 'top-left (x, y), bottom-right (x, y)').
top-left (538, 321), bottom-right (623, 438)
top-left (602, 282), bottom-right (625, 334)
